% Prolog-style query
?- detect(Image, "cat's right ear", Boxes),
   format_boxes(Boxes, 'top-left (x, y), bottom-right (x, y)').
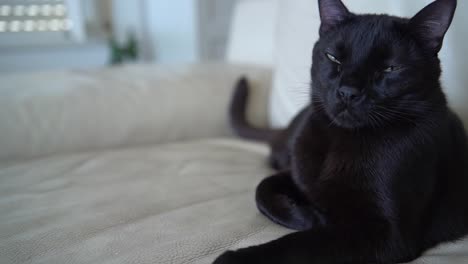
top-left (318, 0), bottom-right (352, 36)
top-left (409, 0), bottom-right (457, 54)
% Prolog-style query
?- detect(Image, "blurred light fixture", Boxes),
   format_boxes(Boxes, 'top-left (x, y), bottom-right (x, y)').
top-left (27, 5), bottom-right (39, 16)
top-left (0, 1), bottom-right (71, 33)
top-left (14, 5), bottom-right (24, 16)
top-left (24, 20), bottom-right (35, 32)
top-left (54, 4), bottom-right (65, 16)
top-left (9, 20), bottom-right (21, 32)
top-left (41, 5), bottom-right (52, 16)
top-left (37, 20), bottom-right (48, 31)
top-left (1, 5), bottom-right (11, 16)
top-left (48, 19), bottom-right (60, 31)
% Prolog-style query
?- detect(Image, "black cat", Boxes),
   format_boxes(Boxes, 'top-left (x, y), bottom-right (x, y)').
top-left (216, 0), bottom-right (468, 263)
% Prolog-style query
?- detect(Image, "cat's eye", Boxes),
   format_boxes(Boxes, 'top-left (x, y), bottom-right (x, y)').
top-left (326, 53), bottom-right (341, 65)
top-left (383, 65), bottom-right (402, 73)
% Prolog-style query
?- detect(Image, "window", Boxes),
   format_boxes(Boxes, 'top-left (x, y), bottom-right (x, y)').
top-left (0, 0), bottom-right (85, 45)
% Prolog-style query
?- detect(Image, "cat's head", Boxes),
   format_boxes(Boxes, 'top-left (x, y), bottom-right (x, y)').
top-left (311, 0), bottom-right (457, 129)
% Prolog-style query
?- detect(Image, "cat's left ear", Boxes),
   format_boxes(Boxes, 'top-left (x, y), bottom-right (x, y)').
top-left (409, 0), bottom-right (457, 54)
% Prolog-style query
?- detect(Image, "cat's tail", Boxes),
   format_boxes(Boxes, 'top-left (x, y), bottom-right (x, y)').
top-left (229, 77), bottom-right (281, 142)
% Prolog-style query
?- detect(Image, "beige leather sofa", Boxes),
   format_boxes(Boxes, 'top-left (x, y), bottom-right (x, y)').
top-left (1, 1), bottom-right (467, 264)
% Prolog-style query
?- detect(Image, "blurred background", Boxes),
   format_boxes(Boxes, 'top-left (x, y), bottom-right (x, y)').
top-left (1, 0), bottom-right (467, 124)
top-left (0, 0), bottom-right (237, 73)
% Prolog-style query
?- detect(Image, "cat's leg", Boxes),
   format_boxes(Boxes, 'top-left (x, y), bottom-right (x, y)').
top-left (267, 128), bottom-right (292, 170)
top-left (267, 108), bottom-right (309, 171)
top-left (268, 144), bottom-right (290, 170)
top-left (214, 225), bottom-right (420, 264)
top-left (255, 171), bottom-right (324, 231)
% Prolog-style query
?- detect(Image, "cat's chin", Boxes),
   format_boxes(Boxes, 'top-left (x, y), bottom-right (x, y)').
top-left (330, 110), bottom-right (366, 129)
top-left (332, 118), bottom-right (362, 129)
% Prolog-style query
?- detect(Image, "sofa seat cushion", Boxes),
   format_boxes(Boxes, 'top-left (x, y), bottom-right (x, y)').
top-left (1, 138), bottom-right (468, 264)
top-left (0, 139), bottom-right (290, 264)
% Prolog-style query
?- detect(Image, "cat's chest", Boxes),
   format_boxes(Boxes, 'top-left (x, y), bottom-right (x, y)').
top-left (323, 134), bottom-right (375, 170)
top-left (292, 125), bottom-right (382, 181)
top-left (290, 131), bottom-right (378, 199)
top-left (321, 141), bottom-right (371, 177)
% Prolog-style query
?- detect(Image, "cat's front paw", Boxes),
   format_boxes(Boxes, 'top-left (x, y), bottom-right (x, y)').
top-left (213, 251), bottom-right (245, 264)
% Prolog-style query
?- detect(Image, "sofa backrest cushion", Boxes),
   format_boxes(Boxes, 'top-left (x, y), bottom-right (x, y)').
top-left (0, 64), bottom-right (271, 161)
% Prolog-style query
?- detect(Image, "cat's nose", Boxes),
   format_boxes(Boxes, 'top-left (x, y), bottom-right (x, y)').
top-left (337, 86), bottom-right (361, 103)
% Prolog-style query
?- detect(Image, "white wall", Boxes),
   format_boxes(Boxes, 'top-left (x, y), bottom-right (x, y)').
top-left (145, 0), bottom-right (199, 63)
top-left (0, 42), bottom-right (108, 73)
top-left (111, 0), bottom-right (199, 64)
top-left (198, 0), bottom-right (236, 61)
top-left (446, 1), bottom-right (468, 120)
top-left (226, 0), bottom-right (278, 66)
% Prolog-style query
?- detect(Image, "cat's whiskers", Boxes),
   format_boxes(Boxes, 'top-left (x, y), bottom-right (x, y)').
top-left (366, 112), bottom-right (379, 130)
top-left (390, 101), bottom-right (437, 111)
top-left (391, 104), bottom-right (434, 112)
top-left (368, 111), bottom-right (386, 129)
top-left (372, 110), bottom-right (393, 126)
top-left (374, 108), bottom-right (420, 126)
top-left (379, 104), bottom-right (443, 125)
top-left (313, 104), bottom-right (326, 114)
top-left (311, 97), bottom-right (326, 111)
top-left (328, 117), bottom-right (339, 128)
top-left (376, 105), bottom-right (430, 118)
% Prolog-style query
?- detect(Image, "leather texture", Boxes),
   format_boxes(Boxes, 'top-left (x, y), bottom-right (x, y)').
top-left (0, 139), bottom-right (290, 264)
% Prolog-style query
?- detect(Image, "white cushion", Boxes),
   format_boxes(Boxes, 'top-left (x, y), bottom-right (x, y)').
top-left (270, 0), bottom-right (468, 126)
top-left (0, 139), bottom-right (289, 264)
top-left (0, 63), bottom-right (271, 161)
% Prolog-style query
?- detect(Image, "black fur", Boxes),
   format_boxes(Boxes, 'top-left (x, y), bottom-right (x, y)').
top-left (229, 77), bottom-right (305, 169)
top-left (229, 77), bottom-right (280, 142)
top-left (216, 0), bottom-right (468, 263)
